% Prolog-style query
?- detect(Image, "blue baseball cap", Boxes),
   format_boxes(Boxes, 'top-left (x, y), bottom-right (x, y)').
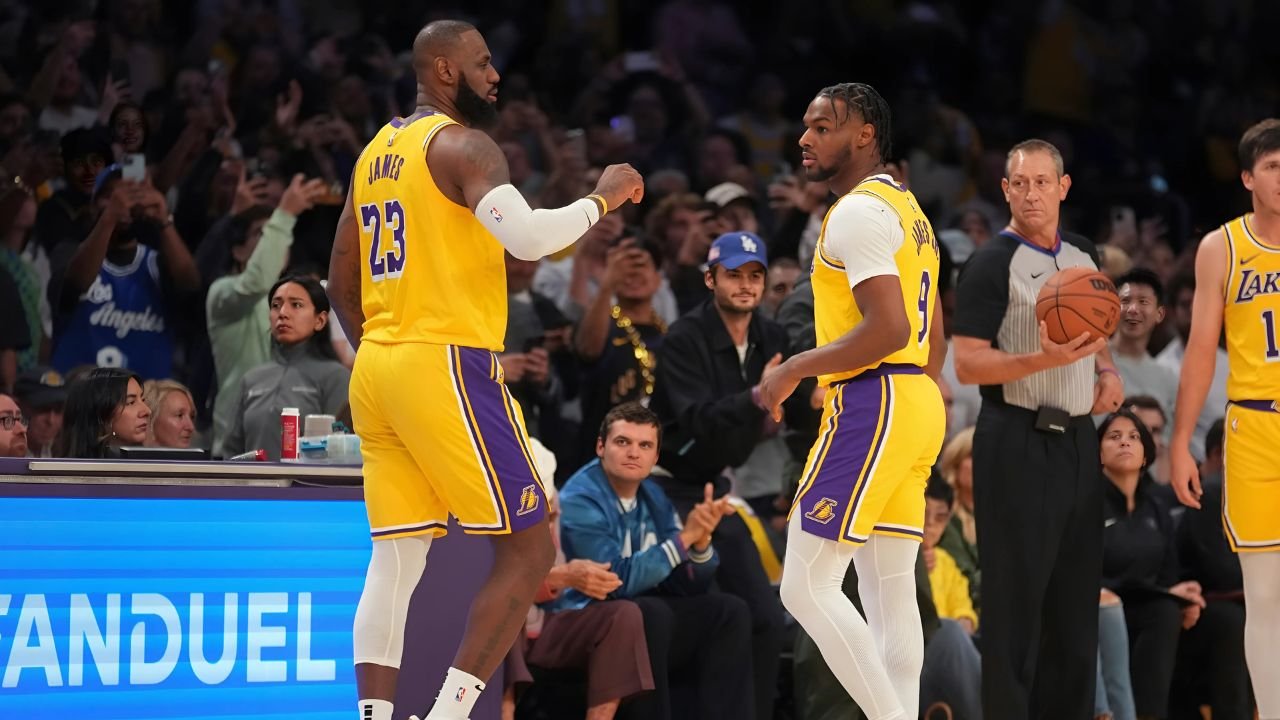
top-left (707, 232), bottom-right (768, 270)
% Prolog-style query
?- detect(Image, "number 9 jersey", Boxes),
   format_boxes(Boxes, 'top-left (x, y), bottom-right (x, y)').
top-left (353, 111), bottom-right (509, 351)
top-left (810, 174), bottom-right (941, 386)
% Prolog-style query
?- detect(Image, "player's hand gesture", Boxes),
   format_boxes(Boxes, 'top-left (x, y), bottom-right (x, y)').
top-left (1038, 321), bottom-right (1107, 368)
top-left (593, 163), bottom-right (644, 211)
top-left (1169, 443), bottom-right (1203, 509)
top-left (758, 354), bottom-right (797, 423)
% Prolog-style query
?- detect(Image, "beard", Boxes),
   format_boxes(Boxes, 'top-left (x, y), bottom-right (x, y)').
top-left (803, 145), bottom-right (852, 182)
top-left (455, 80), bottom-right (498, 129)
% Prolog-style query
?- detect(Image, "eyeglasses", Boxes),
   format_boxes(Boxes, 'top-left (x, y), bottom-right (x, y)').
top-left (0, 414), bottom-right (26, 430)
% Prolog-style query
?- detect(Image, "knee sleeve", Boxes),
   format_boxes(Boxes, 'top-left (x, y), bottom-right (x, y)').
top-left (353, 535), bottom-right (431, 667)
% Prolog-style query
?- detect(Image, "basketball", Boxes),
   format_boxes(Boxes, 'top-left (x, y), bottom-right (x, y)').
top-left (1035, 267), bottom-right (1121, 344)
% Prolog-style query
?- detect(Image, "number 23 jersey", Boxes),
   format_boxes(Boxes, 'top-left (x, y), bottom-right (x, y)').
top-left (353, 111), bottom-right (509, 351)
top-left (811, 174), bottom-right (941, 386)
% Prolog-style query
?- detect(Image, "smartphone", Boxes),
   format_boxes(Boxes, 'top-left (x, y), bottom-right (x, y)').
top-left (623, 51), bottom-right (660, 73)
top-left (122, 153), bottom-right (146, 182)
top-left (315, 181), bottom-right (346, 206)
top-left (522, 335), bottom-right (546, 353)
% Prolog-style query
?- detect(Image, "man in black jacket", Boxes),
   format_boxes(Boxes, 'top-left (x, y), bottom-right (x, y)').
top-left (650, 231), bottom-right (794, 720)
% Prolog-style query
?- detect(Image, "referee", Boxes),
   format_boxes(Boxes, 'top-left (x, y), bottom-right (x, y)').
top-left (952, 139), bottom-right (1125, 720)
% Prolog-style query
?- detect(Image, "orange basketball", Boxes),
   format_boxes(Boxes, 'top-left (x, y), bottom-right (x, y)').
top-left (1035, 267), bottom-right (1121, 344)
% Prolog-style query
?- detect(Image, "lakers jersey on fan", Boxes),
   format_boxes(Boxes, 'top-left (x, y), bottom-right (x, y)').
top-left (1223, 214), bottom-right (1280, 401)
top-left (353, 112), bottom-right (509, 351)
top-left (811, 175), bottom-right (941, 385)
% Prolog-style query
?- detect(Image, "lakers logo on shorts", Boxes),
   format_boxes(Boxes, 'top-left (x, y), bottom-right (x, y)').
top-left (805, 497), bottom-right (839, 525)
top-left (516, 484), bottom-right (540, 516)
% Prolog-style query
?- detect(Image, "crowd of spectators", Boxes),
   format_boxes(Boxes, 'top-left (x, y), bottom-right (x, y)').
top-left (0, 1), bottom-right (1274, 718)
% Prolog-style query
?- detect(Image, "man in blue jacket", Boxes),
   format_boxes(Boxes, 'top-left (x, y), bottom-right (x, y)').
top-left (556, 402), bottom-right (755, 720)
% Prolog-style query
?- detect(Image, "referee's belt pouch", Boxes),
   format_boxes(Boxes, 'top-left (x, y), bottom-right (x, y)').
top-left (1034, 406), bottom-right (1070, 434)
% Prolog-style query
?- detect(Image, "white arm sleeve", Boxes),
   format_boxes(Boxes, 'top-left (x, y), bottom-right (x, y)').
top-left (474, 184), bottom-right (601, 261)
top-left (823, 194), bottom-right (904, 288)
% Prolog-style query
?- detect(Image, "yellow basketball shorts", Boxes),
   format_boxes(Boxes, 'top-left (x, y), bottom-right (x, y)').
top-left (349, 341), bottom-right (547, 540)
top-left (790, 365), bottom-right (946, 546)
top-left (1222, 401), bottom-right (1280, 552)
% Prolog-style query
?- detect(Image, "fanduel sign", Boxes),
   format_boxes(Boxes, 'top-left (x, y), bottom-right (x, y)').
top-left (0, 495), bottom-right (368, 718)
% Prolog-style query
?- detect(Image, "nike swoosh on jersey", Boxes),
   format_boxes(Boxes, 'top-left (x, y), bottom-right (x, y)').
top-left (1241, 253), bottom-right (1261, 266)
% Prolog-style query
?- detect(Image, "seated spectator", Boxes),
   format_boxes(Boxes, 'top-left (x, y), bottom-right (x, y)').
top-left (1099, 409), bottom-right (1205, 720)
top-left (649, 231), bottom-right (792, 720)
top-left (556, 402), bottom-right (752, 720)
top-left (223, 275), bottom-right (349, 459)
top-left (922, 474), bottom-right (982, 720)
top-left (0, 393), bottom-right (27, 458)
top-left (207, 176), bottom-right (329, 455)
top-left (508, 450), bottom-right (655, 720)
top-left (50, 170), bottom-right (200, 380)
top-left (1170, 418), bottom-right (1251, 720)
top-left (938, 426), bottom-right (980, 608)
top-left (142, 379), bottom-right (196, 449)
top-left (12, 366), bottom-right (67, 457)
top-left (501, 251), bottom-right (569, 447)
top-left (924, 475), bottom-right (978, 635)
top-left (55, 367), bottom-right (150, 458)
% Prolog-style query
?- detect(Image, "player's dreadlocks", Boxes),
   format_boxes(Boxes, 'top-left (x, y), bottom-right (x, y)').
top-left (817, 82), bottom-right (892, 163)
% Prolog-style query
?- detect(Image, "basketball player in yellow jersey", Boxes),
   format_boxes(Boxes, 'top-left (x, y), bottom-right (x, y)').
top-left (326, 20), bottom-right (643, 720)
top-left (759, 83), bottom-right (946, 720)
top-left (1171, 118), bottom-right (1280, 718)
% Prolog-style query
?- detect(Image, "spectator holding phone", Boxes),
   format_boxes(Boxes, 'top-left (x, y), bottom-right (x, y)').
top-left (50, 168), bottom-right (200, 380)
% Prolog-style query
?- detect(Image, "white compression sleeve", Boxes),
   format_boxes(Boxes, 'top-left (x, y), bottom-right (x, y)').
top-left (1241, 552), bottom-right (1280, 718)
top-left (854, 534), bottom-right (925, 718)
top-left (780, 522), bottom-right (912, 720)
top-left (474, 184), bottom-right (600, 261)
top-left (353, 534), bottom-right (431, 667)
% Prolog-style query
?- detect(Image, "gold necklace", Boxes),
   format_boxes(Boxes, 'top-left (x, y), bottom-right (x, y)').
top-left (611, 305), bottom-right (667, 397)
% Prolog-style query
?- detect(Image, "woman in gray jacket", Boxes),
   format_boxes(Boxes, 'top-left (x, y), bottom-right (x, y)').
top-left (224, 274), bottom-right (350, 459)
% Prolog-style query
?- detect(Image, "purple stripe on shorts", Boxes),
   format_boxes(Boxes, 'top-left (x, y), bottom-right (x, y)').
top-left (796, 376), bottom-right (889, 542)
top-left (844, 378), bottom-right (892, 541)
top-left (456, 347), bottom-right (547, 532)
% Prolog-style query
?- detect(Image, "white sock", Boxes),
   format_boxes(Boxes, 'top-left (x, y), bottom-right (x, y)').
top-left (779, 521), bottom-right (909, 720)
top-left (425, 667), bottom-right (485, 719)
top-left (357, 699), bottom-right (393, 720)
top-left (1241, 552), bottom-right (1280, 718)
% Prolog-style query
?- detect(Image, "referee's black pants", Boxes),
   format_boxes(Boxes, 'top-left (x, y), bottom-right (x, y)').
top-left (973, 403), bottom-right (1102, 720)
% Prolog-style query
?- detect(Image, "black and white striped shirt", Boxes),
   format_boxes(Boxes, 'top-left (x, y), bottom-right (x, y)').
top-left (953, 230), bottom-right (1100, 416)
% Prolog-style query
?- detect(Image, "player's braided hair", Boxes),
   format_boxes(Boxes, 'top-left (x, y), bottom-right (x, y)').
top-left (817, 82), bottom-right (892, 162)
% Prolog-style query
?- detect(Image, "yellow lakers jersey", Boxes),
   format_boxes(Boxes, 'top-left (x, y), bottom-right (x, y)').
top-left (353, 112), bottom-right (508, 351)
top-left (811, 175), bottom-right (940, 386)
top-left (1223, 214), bottom-right (1280, 401)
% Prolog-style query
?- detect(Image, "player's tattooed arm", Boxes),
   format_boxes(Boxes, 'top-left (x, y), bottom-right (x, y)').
top-left (428, 125), bottom-right (512, 211)
top-left (327, 181), bottom-right (365, 350)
